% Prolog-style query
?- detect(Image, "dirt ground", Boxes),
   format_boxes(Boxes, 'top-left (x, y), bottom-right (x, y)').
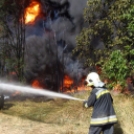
top-left (0, 113), bottom-right (87, 134)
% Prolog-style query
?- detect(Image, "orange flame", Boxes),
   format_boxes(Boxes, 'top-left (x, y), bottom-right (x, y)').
top-left (63, 76), bottom-right (91, 93)
top-left (63, 75), bottom-right (74, 88)
top-left (31, 75), bottom-right (90, 93)
top-left (31, 79), bottom-right (43, 89)
top-left (24, 1), bottom-right (41, 24)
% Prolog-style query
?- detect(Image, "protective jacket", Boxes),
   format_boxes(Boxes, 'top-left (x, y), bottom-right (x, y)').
top-left (85, 87), bottom-right (117, 126)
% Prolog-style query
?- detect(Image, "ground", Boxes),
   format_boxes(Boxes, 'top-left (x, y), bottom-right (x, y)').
top-left (0, 113), bottom-right (62, 134)
top-left (0, 113), bottom-right (55, 134)
top-left (0, 91), bottom-right (134, 134)
top-left (0, 112), bottom-right (88, 134)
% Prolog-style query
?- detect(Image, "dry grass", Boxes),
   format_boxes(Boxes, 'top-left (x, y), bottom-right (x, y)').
top-left (0, 90), bottom-right (134, 134)
top-left (113, 93), bottom-right (134, 134)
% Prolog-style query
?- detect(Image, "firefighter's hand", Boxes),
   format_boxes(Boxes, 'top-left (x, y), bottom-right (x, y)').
top-left (83, 101), bottom-right (88, 108)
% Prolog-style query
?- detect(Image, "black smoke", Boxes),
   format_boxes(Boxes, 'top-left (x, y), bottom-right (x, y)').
top-left (24, 0), bottom-right (89, 91)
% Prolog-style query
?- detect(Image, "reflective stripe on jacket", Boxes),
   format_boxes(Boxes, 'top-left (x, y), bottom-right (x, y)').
top-left (86, 87), bottom-right (117, 126)
top-left (90, 115), bottom-right (117, 125)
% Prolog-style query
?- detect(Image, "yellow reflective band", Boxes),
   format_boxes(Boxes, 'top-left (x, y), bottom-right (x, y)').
top-left (96, 90), bottom-right (109, 99)
top-left (90, 116), bottom-right (117, 125)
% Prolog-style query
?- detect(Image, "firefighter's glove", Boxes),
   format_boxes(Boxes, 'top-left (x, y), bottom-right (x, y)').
top-left (83, 101), bottom-right (88, 108)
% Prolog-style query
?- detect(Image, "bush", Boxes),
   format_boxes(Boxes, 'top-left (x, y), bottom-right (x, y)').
top-left (102, 50), bottom-right (128, 89)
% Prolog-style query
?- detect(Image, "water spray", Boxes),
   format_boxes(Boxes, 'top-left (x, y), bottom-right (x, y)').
top-left (0, 82), bottom-right (85, 102)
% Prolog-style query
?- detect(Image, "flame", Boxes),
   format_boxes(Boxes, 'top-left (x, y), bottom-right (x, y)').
top-left (31, 79), bottom-right (43, 89)
top-left (61, 75), bottom-right (91, 93)
top-left (24, 1), bottom-right (41, 24)
top-left (63, 76), bottom-right (91, 93)
top-left (62, 75), bottom-right (74, 89)
top-left (31, 75), bottom-right (90, 93)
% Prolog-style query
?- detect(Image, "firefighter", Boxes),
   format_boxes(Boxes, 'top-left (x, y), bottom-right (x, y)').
top-left (83, 72), bottom-right (117, 134)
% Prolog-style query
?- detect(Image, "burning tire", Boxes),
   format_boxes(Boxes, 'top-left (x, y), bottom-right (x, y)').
top-left (0, 94), bottom-right (4, 110)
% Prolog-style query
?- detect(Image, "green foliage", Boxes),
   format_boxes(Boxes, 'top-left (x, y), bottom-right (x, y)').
top-left (121, 4), bottom-right (134, 35)
top-left (102, 50), bottom-right (128, 87)
top-left (121, 4), bottom-right (134, 72)
top-left (74, 0), bottom-right (134, 86)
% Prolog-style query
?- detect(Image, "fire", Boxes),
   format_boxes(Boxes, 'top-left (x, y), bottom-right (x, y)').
top-left (31, 75), bottom-right (90, 93)
top-left (31, 79), bottom-right (43, 89)
top-left (24, 1), bottom-right (41, 24)
top-left (61, 75), bottom-right (90, 93)
top-left (62, 75), bottom-right (74, 89)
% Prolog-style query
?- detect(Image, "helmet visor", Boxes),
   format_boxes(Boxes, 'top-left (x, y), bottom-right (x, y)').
top-left (86, 79), bottom-right (94, 87)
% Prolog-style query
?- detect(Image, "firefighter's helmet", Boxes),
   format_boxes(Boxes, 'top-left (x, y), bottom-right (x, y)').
top-left (85, 72), bottom-right (104, 87)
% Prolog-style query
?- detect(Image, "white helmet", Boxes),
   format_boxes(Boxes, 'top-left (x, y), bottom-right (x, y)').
top-left (85, 72), bottom-right (104, 87)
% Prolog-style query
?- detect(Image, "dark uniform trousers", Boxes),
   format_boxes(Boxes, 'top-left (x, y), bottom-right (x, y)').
top-left (88, 124), bottom-right (114, 134)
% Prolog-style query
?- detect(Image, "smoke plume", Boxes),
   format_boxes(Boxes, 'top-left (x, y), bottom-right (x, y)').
top-left (23, 0), bottom-right (88, 90)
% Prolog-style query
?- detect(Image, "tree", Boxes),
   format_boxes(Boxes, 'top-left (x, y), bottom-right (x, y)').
top-left (0, 0), bottom-right (26, 82)
top-left (102, 50), bottom-right (128, 87)
top-left (121, 4), bottom-right (134, 72)
top-left (73, 0), bottom-right (134, 79)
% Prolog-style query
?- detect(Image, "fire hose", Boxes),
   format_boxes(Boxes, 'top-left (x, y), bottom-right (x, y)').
top-left (0, 82), bottom-right (85, 102)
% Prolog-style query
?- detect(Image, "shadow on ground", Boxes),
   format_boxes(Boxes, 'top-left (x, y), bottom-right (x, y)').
top-left (2, 103), bottom-right (14, 110)
top-left (114, 122), bottom-right (123, 134)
